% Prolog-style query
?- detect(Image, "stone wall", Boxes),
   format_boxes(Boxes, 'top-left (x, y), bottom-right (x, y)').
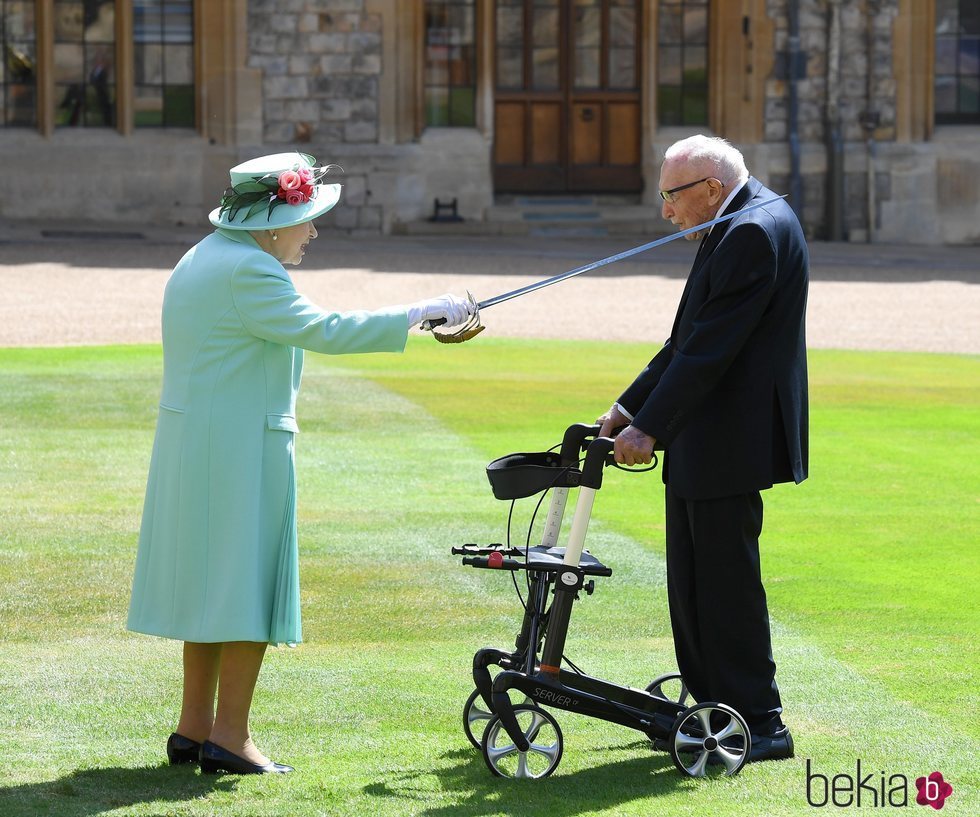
top-left (762, 0), bottom-right (903, 238)
top-left (248, 0), bottom-right (383, 233)
top-left (243, 1), bottom-right (492, 234)
top-left (247, 0), bottom-right (380, 145)
top-left (764, 0), bottom-right (899, 143)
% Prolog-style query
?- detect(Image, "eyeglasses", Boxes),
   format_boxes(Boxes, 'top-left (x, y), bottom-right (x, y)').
top-left (659, 177), bottom-right (711, 203)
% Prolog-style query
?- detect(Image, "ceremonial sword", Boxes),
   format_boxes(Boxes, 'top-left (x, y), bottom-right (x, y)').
top-left (423, 194), bottom-right (787, 339)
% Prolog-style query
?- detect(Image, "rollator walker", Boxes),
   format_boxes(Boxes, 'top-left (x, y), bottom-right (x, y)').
top-left (452, 423), bottom-right (752, 779)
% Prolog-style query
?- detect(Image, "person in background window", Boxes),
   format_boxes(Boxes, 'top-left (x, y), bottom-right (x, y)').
top-left (89, 49), bottom-right (112, 125)
top-left (127, 153), bottom-right (474, 775)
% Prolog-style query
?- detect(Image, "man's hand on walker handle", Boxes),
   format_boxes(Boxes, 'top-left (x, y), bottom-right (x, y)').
top-left (613, 426), bottom-right (657, 466)
top-left (597, 404), bottom-right (630, 438)
top-left (597, 405), bottom-right (656, 466)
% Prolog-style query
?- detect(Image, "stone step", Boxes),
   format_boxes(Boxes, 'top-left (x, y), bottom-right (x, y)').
top-left (392, 216), bottom-right (668, 237)
top-left (393, 194), bottom-right (665, 237)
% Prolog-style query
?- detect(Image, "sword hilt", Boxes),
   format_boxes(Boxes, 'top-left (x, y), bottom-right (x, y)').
top-left (420, 317), bottom-right (447, 331)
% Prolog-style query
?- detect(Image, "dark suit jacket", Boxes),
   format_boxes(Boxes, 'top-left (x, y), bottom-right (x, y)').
top-left (618, 177), bottom-right (809, 500)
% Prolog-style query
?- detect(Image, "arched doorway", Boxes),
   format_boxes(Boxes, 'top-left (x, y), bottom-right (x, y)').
top-left (492, 0), bottom-right (642, 193)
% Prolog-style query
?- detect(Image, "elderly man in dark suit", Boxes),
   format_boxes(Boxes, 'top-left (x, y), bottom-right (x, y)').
top-left (598, 134), bottom-right (808, 763)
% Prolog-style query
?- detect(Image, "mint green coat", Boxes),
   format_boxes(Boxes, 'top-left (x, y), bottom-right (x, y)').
top-left (127, 229), bottom-right (408, 645)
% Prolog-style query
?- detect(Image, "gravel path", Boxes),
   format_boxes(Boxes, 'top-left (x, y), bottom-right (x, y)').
top-left (1, 230), bottom-right (977, 354)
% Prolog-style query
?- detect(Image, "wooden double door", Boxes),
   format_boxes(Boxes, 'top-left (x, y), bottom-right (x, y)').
top-left (493, 0), bottom-right (642, 193)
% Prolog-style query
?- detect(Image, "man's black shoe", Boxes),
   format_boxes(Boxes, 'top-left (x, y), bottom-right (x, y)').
top-left (688, 726), bottom-right (794, 766)
top-left (746, 727), bottom-right (794, 763)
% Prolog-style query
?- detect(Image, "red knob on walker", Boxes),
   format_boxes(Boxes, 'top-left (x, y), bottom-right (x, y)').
top-left (487, 551), bottom-right (504, 568)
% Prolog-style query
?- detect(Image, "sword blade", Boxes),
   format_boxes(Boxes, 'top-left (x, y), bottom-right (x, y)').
top-left (476, 195), bottom-right (787, 311)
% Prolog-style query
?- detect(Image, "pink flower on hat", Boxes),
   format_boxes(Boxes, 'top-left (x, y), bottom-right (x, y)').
top-left (276, 168), bottom-right (315, 205)
top-left (278, 170), bottom-right (302, 191)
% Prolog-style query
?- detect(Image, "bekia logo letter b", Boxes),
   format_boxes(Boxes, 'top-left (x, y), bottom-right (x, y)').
top-left (915, 772), bottom-right (953, 810)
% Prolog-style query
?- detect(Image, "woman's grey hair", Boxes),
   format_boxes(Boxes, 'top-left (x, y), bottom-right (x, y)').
top-left (664, 135), bottom-right (749, 187)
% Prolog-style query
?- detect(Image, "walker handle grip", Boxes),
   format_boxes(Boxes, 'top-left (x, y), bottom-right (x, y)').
top-left (560, 423), bottom-right (601, 466)
top-left (580, 436), bottom-right (616, 489)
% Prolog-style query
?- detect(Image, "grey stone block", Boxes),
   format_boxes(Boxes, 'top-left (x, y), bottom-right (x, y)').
top-left (320, 12), bottom-right (358, 33)
top-left (265, 123), bottom-right (296, 143)
top-left (288, 55), bottom-right (321, 76)
top-left (342, 175), bottom-right (367, 205)
top-left (309, 33), bottom-right (348, 54)
top-left (349, 32), bottom-right (381, 55)
top-left (345, 121), bottom-right (377, 142)
top-left (349, 98), bottom-right (377, 123)
top-left (249, 34), bottom-right (278, 53)
top-left (322, 99), bottom-right (352, 121)
top-left (269, 15), bottom-right (298, 34)
top-left (320, 55), bottom-right (353, 74)
top-left (352, 54), bottom-right (381, 75)
top-left (331, 206), bottom-right (359, 230)
top-left (285, 100), bottom-right (322, 121)
top-left (359, 206), bottom-right (382, 230)
top-left (265, 100), bottom-right (286, 121)
top-left (298, 13), bottom-right (320, 33)
top-left (323, 0), bottom-right (364, 12)
top-left (312, 76), bottom-right (352, 97)
top-left (265, 76), bottom-right (310, 99)
top-left (252, 56), bottom-right (289, 76)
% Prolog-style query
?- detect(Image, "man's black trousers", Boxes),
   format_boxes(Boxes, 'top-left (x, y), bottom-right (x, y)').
top-left (664, 484), bottom-right (784, 736)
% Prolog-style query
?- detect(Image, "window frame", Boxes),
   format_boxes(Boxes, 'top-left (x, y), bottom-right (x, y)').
top-left (0, 0), bottom-right (205, 136)
top-left (131, 0), bottom-right (196, 129)
top-left (422, 0), bottom-right (478, 128)
top-left (934, 0), bottom-right (980, 125)
top-left (655, 0), bottom-right (710, 128)
top-left (1, 0), bottom-right (39, 127)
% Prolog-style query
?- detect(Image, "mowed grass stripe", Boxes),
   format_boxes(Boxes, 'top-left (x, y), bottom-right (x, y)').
top-left (0, 345), bottom-right (976, 816)
top-left (326, 339), bottom-right (980, 737)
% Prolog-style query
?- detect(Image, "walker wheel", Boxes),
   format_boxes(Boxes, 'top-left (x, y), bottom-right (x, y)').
top-left (668, 702), bottom-right (750, 778)
top-left (463, 688), bottom-right (537, 750)
top-left (463, 688), bottom-right (495, 749)
top-left (481, 704), bottom-right (564, 779)
top-left (645, 672), bottom-right (691, 706)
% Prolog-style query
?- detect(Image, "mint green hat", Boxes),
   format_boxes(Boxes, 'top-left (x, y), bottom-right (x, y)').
top-left (209, 152), bottom-right (342, 231)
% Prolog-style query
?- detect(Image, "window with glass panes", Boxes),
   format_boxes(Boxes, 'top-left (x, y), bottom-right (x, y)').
top-left (424, 0), bottom-right (476, 126)
top-left (54, 0), bottom-right (116, 127)
top-left (134, 0), bottom-right (194, 127)
top-left (935, 0), bottom-right (980, 124)
top-left (1, 0), bottom-right (36, 126)
top-left (657, 0), bottom-right (708, 126)
top-left (1, 0), bottom-right (197, 132)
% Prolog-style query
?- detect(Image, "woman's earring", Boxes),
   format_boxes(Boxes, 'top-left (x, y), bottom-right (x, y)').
top-left (272, 232), bottom-right (278, 241)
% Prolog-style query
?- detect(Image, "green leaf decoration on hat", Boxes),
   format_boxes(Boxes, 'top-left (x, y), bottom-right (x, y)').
top-left (216, 160), bottom-right (344, 226)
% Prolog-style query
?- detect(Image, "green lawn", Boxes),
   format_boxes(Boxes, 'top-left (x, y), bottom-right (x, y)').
top-left (0, 341), bottom-right (977, 816)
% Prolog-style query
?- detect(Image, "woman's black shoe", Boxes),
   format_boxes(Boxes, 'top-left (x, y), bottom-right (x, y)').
top-left (199, 740), bottom-right (294, 775)
top-left (166, 733), bottom-right (202, 765)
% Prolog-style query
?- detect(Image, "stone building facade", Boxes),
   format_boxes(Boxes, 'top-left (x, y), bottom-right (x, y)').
top-left (1, 0), bottom-right (977, 244)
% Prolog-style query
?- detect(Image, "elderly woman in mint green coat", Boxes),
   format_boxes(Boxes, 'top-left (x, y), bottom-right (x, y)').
top-left (127, 153), bottom-right (473, 776)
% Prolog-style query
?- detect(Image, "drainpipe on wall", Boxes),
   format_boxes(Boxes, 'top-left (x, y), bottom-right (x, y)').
top-left (787, 0), bottom-right (803, 219)
top-left (825, 0), bottom-right (845, 241)
top-left (860, 1), bottom-right (881, 244)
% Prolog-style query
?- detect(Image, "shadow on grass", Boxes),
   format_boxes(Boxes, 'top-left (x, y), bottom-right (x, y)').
top-left (365, 742), bottom-right (694, 817)
top-left (0, 764), bottom-right (236, 817)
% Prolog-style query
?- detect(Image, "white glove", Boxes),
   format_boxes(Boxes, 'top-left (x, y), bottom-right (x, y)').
top-left (405, 293), bottom-right (475, 329)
